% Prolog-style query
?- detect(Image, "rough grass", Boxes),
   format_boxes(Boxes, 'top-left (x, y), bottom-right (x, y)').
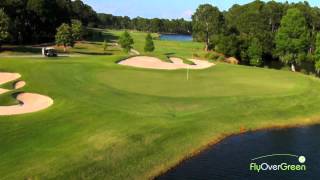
top-left (0, 46), bottom-right (41, 55)
top-left (176, 56), bottom-right (196, 65)
top-left (1, 30), bottom-right (320, 180)
top-left (0, 81), bottom-right (15, 90)
top-left (0, 91), bottom-right (20, 106)
top-left (0, 81), bottom-right (20, 106)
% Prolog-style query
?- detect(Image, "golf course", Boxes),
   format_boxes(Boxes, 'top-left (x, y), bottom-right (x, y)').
top-left (1, 29), bottom-right (320, 179)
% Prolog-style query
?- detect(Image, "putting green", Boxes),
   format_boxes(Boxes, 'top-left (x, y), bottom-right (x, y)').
top-left (100, 64), bottom-right (309, 97)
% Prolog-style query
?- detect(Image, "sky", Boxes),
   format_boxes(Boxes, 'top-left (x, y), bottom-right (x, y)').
top-left (83, 0), bottom-right (320, 20)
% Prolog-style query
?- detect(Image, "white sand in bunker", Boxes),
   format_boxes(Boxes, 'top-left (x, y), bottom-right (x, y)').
top-left (118, 56), bottom-right (214, 70)
top-left (0, 93), bottom-right (53, 116)
top-left (0, 72), bottom-right (21, 85)
top-left (0, 72), bottom-right (54, 116)
top-left (0, 88), bottom-right (9, 95)
top-left (0, 72), bottom-right (20, 95)
top-left (14, 80), bottom-right (26, 89)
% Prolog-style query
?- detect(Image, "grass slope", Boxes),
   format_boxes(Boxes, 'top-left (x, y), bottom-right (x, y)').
top-left (0, 80), bottom-right (20, 106)
top-left (108, 30), bottom-right (205, 61)
top-left (1, 30), bottom-right (320, 179)
top-left (0, 92), bottom-right (19, 106)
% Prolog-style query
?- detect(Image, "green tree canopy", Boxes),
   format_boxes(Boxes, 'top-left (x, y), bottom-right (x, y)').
top-left (71, 0), bottom-right (99, 26)
top-left (192, 4), bottom-right (224, 51)
top-left (55, 23), bottom-right (74, 52)
top-left (248, 38), bottom-right (263, 66)
top-left (119, 31), bottom-right (134, 53)
top-left (0, 9), bottom-right (9, 48)
top-left (225, 1), bottom-right (276, 63)
top-left (275, 8), bottom-right (309, 71)
top-left (71, 19), bottom-right (83, 41)
top-left (0, 0), bottom-right (98, 44)
top-left (314, 33), bottom-right (320, 73)
top-left (144, 33), bottom-right (155, 52)
top-left (213, 34), bottom-right (239, 57)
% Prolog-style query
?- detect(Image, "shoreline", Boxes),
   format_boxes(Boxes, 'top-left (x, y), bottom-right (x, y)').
top-left (151, 117), bottom-right (320, 179)
top-left (159, 32), bottom-right (192, 35)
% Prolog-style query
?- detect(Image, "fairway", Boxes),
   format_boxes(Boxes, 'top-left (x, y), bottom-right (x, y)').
top-left (1, 51), bottom-right (320, 179)
top-left (3, 0), bottom-right (320, 179)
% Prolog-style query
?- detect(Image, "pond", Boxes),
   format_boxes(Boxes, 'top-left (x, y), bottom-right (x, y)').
top-left (159, 34), bottom-right (192, 41)
top-left (157, 125), bottom-right (320, 180)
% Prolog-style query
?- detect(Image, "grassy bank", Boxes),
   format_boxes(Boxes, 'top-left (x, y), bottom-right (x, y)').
top-left (108, 30), bottom-right (205, 60)
top-left (1, 30), bottom-right (320, 179)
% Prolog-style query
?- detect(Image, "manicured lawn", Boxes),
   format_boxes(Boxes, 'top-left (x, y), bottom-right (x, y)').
top-left (0, 80), bottom-right (19, 106)
top-left (1, 30), bottom-right (320, 179)
top-left (108, 29), bottom-right (205, 60)
top-left (0, 92), bottom-right (19, 106)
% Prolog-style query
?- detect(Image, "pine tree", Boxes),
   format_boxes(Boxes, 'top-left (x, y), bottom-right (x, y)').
top-left (314, 33), bottom-right (320, 73)
top-left (119, 31), bottom-right (134, 53)
top-left (275, 8), bottom-right (309, 71)
top-left (192, 4), bottom-right (224, 51)
top-left (144, 33), bottom-right (155, 52)
top-left (248, 38), bottom-right (263, 66)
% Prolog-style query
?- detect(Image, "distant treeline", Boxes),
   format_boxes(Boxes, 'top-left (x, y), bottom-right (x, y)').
top-left (97, 14), bottom-right (192, 34)
top-left (0, 0), bottom-right (191, 45)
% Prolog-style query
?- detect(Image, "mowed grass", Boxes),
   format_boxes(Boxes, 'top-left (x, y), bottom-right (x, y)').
top-left (101, 65), bottom-right (309, 97)
top-left (1, 30), bottom-right (320, 179)
top-left (0, 80), bottom-right (20, 106)
top-left (0, 92), bottom-right (19, 106)
top-left (108, 29), bottom-right (205, 60)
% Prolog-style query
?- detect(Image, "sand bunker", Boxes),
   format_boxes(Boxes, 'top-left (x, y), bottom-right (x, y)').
top-left (0, 72), bottom-right (53, 116)
top-left (0, 93), bottom-right (53, 115)
top-left (0, 72), bottom-right (21, 85)
top-left (0, 88), bottom-right (9, 95)
top-left (118, 56), bottom-right (214, 70)
top-left (14, 81), bottom-right (26, 89)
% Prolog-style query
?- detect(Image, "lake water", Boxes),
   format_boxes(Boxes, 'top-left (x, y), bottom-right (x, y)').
top-left (159, 34), bottom-right (192, 41)
top-left (157, 125), bottom-right (320, 180)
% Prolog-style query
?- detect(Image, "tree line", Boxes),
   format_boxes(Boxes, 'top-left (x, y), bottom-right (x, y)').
top-left (0, 0), bottom-right (98, 44)
top-left (0, 0), bottom-right (192, 46)
top-left (192, 1), bottom-right (320, 72)
top-left (2, 0), bottom-right (320, 73)
top-left (97, 14), bottom-right (192, 34)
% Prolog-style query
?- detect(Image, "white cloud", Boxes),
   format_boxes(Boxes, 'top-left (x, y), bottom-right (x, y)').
top-left (181, 9), bottom-right (194, 20)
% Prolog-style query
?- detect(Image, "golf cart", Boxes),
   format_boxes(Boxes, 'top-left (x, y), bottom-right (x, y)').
top-left (42, 47), bottom-right (57, 57)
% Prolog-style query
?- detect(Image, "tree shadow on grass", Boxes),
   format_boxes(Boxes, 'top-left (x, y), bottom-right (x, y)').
top-left (1, 46), bottom-right (41, 54)
top-left (84, 29), bottom-right (118, 42)
top-left (103, 32), bottom-right (119, 42)
top-left (73, 52), bottom-right (113, 55)
top-left (85, 42), bottom-right (101, 45)
top-left (73, 46), bottom-right (87, 50)
top-left (164, 52), bottom-right (176, 56)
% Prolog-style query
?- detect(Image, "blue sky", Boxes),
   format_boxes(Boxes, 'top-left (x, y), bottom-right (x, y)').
top-left (83, 0), bottom-right (320, 20)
